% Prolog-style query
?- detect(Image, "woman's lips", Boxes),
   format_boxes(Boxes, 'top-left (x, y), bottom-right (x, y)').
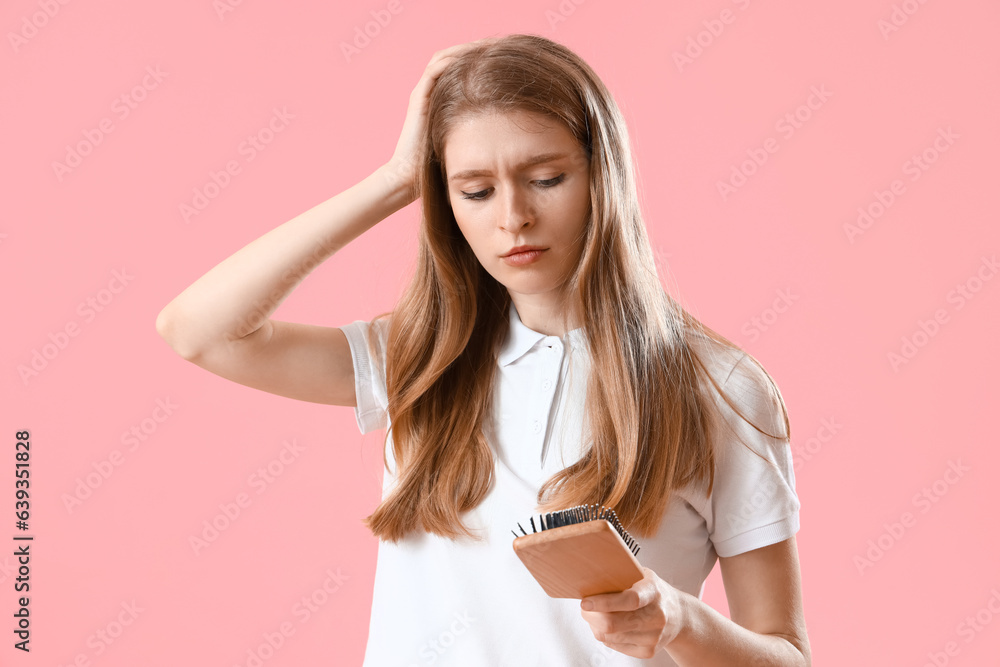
top-left (501, 249), bottom-right (546, 266)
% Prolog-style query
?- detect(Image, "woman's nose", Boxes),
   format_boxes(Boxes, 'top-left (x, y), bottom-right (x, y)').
top-left (498, 186), bottom-right (537, 233)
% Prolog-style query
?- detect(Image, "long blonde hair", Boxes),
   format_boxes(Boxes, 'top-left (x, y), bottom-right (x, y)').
top-left (362, 34), bottom-right (790, 543)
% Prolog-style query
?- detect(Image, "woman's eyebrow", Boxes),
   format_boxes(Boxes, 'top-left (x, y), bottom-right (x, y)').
top-left (448, 152), bottom-right (570, 182)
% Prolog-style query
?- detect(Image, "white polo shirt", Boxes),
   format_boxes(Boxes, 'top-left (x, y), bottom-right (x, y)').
top-left (339, 301), bottom-right (800, 667)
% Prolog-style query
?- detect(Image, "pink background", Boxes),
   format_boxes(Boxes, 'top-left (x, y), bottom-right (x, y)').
top-left (3, 0), bottom-right (998, 665)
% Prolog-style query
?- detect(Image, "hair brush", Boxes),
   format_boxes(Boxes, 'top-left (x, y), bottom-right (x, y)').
top-left (511, 504), bottom-right (644, 599)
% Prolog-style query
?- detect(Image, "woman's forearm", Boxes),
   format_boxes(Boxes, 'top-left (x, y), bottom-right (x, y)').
top-left (665, 591), bottom-right (810, 667)
top-left (155, 163), bottom-right (413, 359)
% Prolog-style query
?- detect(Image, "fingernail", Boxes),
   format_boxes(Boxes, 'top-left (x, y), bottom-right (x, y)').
top-left (582, 599), bottom-right (594, 611)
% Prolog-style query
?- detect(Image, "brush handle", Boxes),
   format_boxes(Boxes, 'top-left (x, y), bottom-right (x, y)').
top-left (512, 520), bottom-right (645, 598)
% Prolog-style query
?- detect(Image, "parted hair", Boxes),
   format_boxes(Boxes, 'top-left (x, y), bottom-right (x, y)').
top-left (362, 33), bottom-right (790, 543)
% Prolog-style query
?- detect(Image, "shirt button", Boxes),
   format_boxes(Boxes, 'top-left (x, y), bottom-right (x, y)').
top-left (542, 380), bottom-right (552, 390)
top-left (532, 421), bottom-right (542, 434)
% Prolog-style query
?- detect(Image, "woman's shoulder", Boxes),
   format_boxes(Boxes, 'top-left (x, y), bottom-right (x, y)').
top-left (338, 313), bottom-right (393, 388)
top-left (684, 327), bottom-right (787, 441)
top-left (684, 327), bottom-right (747, 387)
top-left (341, 313), bottom-right (392, 351)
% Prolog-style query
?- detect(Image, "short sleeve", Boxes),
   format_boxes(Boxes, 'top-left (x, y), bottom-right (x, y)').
top-left (704, 352), bottom-right (801, 558)
top-left (338, 319), bottom-right (389, 435)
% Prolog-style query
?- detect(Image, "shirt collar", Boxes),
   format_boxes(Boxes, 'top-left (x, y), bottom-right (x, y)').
top-left (497, 301), bottom-right (586, 367)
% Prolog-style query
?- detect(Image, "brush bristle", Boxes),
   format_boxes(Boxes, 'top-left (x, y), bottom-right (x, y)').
top-left (513, 504), bottom-right (641, 557)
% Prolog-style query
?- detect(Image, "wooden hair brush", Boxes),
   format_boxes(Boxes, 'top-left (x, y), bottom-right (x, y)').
top-left (511, 504), bottom-right (644, 599)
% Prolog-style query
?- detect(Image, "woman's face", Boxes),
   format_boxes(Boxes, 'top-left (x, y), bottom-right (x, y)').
top-left (442, 110), bottom-right (591, 314)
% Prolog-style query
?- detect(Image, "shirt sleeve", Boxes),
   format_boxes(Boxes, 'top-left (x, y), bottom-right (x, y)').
top-left (338, 319), bottom-right (389, 435)
top-left (704, 352), bottom-right (801, 558)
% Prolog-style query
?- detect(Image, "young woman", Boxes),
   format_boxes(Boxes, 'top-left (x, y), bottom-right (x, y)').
top-left (157, 34), bottom-right (810, 666)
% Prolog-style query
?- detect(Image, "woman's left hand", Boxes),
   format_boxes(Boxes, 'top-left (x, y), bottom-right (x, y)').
top-left (579, 566), bottom-right (686, 659)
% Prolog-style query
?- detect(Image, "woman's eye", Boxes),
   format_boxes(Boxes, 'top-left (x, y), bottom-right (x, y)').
top-left (460, 188), bottom-right (490, 200)
top-left (459, 174), bottom-right (565, 201)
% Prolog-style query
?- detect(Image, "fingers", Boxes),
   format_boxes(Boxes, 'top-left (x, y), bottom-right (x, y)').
top-left (416, 37), bottom-right (503, 98)
top-left (582, 590), bottom-right (634, 613)
top-left (582, 584), bottom-right (651, 613)
top-left (398, 38), bottom-right (500, 165)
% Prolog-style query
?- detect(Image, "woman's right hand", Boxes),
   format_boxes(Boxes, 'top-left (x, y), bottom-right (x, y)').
top-left (382, 37), bottom-right (500, 205)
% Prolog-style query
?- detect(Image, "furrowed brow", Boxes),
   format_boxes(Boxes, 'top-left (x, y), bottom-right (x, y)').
top-left (448, 152), bottom-right (569, 182)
